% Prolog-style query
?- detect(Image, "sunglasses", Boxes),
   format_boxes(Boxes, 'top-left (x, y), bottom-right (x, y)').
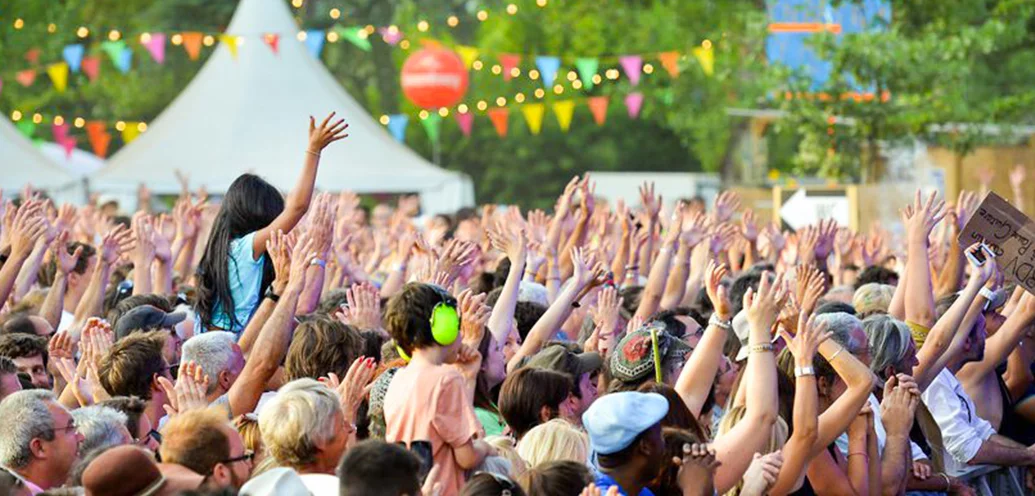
top-left (136, 429), bottom-right (162, 446)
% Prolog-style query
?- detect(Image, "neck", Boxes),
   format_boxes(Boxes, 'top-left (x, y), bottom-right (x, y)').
top-left (600, 464), bottom-right (648, 496)
top-left (145, 399), bottom-right (165, 430)
top-left (296, 459), bottom-right (336, 476)
top-left (411, 347), bottom-right (451, 366)
top-left (16, 462), bottom-right (61, 491)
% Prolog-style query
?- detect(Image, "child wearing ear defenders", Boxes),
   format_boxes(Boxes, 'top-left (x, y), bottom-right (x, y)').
top-left (383, 283), bottom-right (497, 496)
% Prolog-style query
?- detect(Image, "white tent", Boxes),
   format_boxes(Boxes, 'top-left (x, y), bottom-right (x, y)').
top-left (92, 0), bottom-right (474, 214)
top-left (40, 142), bottom-right (106, 177)
top-left (0, 118), bottom-right (83, 203)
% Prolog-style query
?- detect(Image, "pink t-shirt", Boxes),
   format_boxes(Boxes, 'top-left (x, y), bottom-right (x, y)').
top-left (384, 360), bottom-right (482, 496)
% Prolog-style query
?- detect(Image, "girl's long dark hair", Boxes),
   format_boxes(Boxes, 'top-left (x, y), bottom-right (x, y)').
top-left (195, 174), bottom-right (284, 331)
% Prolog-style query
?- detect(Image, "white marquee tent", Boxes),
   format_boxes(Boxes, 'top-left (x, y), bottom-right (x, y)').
top-left (0, 118), bottom-right (82, 203)
top-left (92, 0), bottom-right (474, 214)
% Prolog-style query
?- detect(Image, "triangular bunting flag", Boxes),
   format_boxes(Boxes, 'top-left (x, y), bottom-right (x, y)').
top-left (386, 114), bottom-right (408, 142)
top-left (81, 57), bottom-right (100, 81)
top-left (421, 113), bottom-right (442, 143)
top-left (378, 27), bottom-right (403, 46)
top-left (47, 63), bottom-right (69, 93)
top-left (25, 49), bottom-right (40, 64)
top-left (60, 136), bottom-right (76, 159)
top-left (16, 70), bottom-right (36, 87)
top-left (263, 34), bottom-right (280, 55)
top-left (619, 55), bottom-right (643, 86)
top-left (219, 35), bottom-right (239, 60)
top-left (551, 100), bottom-right (575, 132)
top-left (143, 33), bottom-right (167, 64)
top-left (587, 96), bottom-right (609, 126)
top-left (62, 44), bottom-right (85, 73)
top-left (304, 30), bottom-right (325, 58)
top-left (498, 54), bottom-right (521, 81)
top-left (456, 46), bottom-right (479, 69)
top-left (535, 56), bottom-right (561, 87)
top-left (658, 51), bottom-right (680, 77)
top-left (101, 41), bottom-right (126, 67)
top-left (86, 122), bottom-right (112, 158)
top-left (16, 121), bottom-right (36, 139)
top-left (455, 112), bottom-right (473, 137)
top-left (122, 123), bottom-right (142, 144)
top-left (337, 27), bottom-right (372, 52)
top-left (52, 123), bottom-right (69, 143)
top-left (487, 108), bottom-right (509, 137)
top-left (575, 58), bottom-right (599, 90)
top-left (115, 48), bottom-right (133, 74)
top-left (624, 93), bottom-right (644, 119)
top-left (0, 79), bottom-right (4, 97)
top-left (692, 46), bottom-right (714, 76)
top-left (182, 32), bottom-right (203, 60)
top-left (521, 104), bottom-right (545, 135)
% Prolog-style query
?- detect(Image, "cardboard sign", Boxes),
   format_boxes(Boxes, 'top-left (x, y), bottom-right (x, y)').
top-left (959, 192), bottom-right (1035, 293)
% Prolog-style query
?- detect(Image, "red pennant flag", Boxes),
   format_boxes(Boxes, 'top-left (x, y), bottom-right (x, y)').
top-left (487, 108), bottom-right (509, 137)
top-left (587, 96), bottom-right (609, 126)
top-left (182, 32), bottom-right (204, 60)
top-left (455, 112), bottom-right (473, 137)
top-left (25, 48), bottom-right (40, 64)
top-left (15, 70), bottom-right (36, 87)
top-left (81, 56), bottom-right (100, 81)
top-left (263, 33), bottom-right (280, 55)
top-left (60, 136), bottom-right (77, 158)
top-left (658, 51), bottom-right (680, 77)
top-left (498, 53), bottom-right (521, 81)
top-left (86, 122), bottom-right (112, 158)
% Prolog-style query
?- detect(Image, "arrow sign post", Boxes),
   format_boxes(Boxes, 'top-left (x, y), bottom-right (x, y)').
top-left (779, 188), bottom-right (851, 230)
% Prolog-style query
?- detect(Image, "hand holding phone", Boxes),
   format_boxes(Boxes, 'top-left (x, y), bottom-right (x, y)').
top-left (965, 242), bottom-right (995, 267)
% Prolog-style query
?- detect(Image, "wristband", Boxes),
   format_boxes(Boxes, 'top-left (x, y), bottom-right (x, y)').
top-left (264, 286), bottom-right (281, 303)
top-left (708, 314), bottom-right (731, 331)
top-left (305, 149), bottom-right (321, 157)
top-left (750, 343), bottom-right (773, 354)
top-left (310, 258), bottom-right (327, 268)
top-left (794, 366), bottom-right (815, 378)
top-left (829, 345), bottom-right (845, 361)
top-left (938, 474), bottom-right (951, 492)
top-left (624, 265), bottom-right (639, 271)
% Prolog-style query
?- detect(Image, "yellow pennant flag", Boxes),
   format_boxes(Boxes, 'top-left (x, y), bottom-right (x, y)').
top-left (219, 35), bottom-right (240, 60)
top-left (552, 100), bottom-right (575, 132)
top-left (47, 62), bottom-right (69, 93)
top-left (122, 123), bottom-right (142, 144)
top-left (456, 45), bottom-right (480, 69)
top-left (692, 46), bottom-right (714, 76)
top-left (521, 104), bottom-right (545, 135)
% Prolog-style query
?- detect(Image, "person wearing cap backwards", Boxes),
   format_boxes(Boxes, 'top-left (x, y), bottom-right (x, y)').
top-left (582, 391), bottom-right (718, 496)
top-left (524, 343), bottom-right (603, 419)
top-left (114, 304), bottom-right (187, 372)
top-left (607, 322), bottom-right (691, 393)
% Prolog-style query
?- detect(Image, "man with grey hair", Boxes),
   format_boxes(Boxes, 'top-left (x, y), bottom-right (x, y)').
top-left (70, 405), bottom-right (132, 454)
top-left (181, 331), bottom-right (244, 416)
top-left (0, 390), bottom-right (83, 492)
top-left (259, 378), bottom-right (349, 495)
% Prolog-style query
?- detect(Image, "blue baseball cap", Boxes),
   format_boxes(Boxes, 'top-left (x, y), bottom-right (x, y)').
top-left (582, 392), bottom-right (669, 455)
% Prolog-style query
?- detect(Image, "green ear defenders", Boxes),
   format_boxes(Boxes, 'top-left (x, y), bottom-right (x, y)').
top-left (396, 285), bottom-right (461, 362)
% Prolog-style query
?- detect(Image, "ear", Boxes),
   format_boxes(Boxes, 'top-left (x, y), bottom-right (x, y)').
top-left (212, 463), bottom-right (231, 486)
top-left (28, 437), bottom-right (46, 459)
top-left (882, 366), bottom-right (897, 381)
top-left (219, 370), bottom-right (232, 390)
top-left (539, 405), bottom-right (554, 423)
top-left (67, 272), bottom-right (81, 287)
top-left (816, 376), bottom-right (833, 398)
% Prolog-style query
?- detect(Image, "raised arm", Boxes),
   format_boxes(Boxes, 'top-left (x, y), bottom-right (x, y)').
top-left (130, 214), bottom-right (156, 296)
top-left (239, 230), bottom-right (290, 356)
top-left (251, 113), bottom-right (348, 257)
top-left (0, 202), bottom-right (48, 307)
top-left (635, 212), bottom-right (682, 320)
top-left (713, 272), bottom-right (784, 494)
top-left (72, 227), bottom-right (130, 335)
top-left (13, 237), bottom-right (50, 303)
top-left (877, 376), bottom-right (920, 496)
top-left (675, 262), bottom-right (730, 416)
top-left (486, 222), bottom-right (527, 345)
top-left (959, 290), bottom-right (1035, 381)
top-left (660, 214), bottom-right (706, 311)
top-left (40, 235), bottom-right (81, 330)
top-left (809, 329), bottom-right (876, 456)
top-left (229, 234), bottom-right (315, 416)
top-left (902, 191), bottom-right (946, 328)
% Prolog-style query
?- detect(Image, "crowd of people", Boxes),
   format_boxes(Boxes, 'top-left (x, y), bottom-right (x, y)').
top-left (1, 113), bottom-right (1035, 496)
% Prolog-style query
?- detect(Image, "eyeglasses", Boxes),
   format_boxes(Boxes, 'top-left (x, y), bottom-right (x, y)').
top-left (51, 420), bottom-right (77, 435)
top-left (136, 429), bottom-right (162, 446)
top-left (220, 451), bottom-right (254, 467)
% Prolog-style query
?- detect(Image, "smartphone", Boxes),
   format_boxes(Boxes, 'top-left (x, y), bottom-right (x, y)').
top-left (398, 441), bottom-right (434, 484)
top-left (965, 243), bottom-right (995, 267)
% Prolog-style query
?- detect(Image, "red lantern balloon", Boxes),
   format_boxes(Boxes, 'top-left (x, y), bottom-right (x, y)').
top-left (400, 47), bottom-right (469, 109)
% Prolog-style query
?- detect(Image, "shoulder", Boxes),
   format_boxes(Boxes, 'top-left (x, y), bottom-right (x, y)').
top-left (229, 232), bottom-right (262, 263)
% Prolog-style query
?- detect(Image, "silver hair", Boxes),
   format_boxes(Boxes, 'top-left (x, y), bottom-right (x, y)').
top-left (814, 312), bottom-right (865, 354)
top-left (0, 390), bottom-right (58, 468)
top-left (182, 331), bottom-right (237, 395)
top-left (259, 378), bottom-right (342, 469)
top-left (862, 314), bottom-right (913, 378)
top-left (71, 406), bottom-right (130, 454)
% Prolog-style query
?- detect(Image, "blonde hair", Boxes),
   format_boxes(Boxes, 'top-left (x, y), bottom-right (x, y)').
top-left (234, 414), bottom-right (264, 466)
top-left (716, 405), bottom-right (788, 456)
top-left (516, 419), bottom-right (589, 468)
top-left (159, 407), bottom-right (232, 476)
top-left (486, 435), bottom-right (528, 478)
top-left (258, 378), bottom-right (342, 469)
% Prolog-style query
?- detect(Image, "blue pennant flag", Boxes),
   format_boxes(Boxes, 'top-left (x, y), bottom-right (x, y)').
top-left (305, 30), bottom-right (326, 58)
top-left (386, 114), bottom-right (408, 142)
top-left (536, 56), bottom-right (561, 87)
top-left (62, 44), bottom-right (85, 73)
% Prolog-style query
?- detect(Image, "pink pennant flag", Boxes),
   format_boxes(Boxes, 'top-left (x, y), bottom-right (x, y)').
top-left (60, 136), bottom-right (77, 158)
top-left (455, 112), bottom-right (474, 137)
top-left (52, 123), bottom-right (69, 143)
top-left (81, 57), bottom-right (100, 81)
top-left (624, 92), bottom-right (644, 119)
top-left (263, 34), bottom-right (280, 55)
top-left (143, 33), bottom-right (167, 64)
top-left (378, 27), bottom-right (403, 46)
top-left (498, 53), bottom-right (521, 81)
top-left (15, 70), bottom-right (36, 87)
top-left (619, 55), bottom-right (643, 86)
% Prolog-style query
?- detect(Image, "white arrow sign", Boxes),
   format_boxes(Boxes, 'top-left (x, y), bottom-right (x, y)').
top-left (780, 189), bottom-right (850, 230)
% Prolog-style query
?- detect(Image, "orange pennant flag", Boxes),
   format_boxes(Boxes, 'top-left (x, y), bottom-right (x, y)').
top-left (587, 96), bottom-right (609, 126)
top-left (658, 51), bottom-right (681, 77)
top-left (487, 108), bottom-right (509, 137)
top-left (86, 122), bottom-right (112, 158)
top-left (182, 32), bottom-right (203, 60)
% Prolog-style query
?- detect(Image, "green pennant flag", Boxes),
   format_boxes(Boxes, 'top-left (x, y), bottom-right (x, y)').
top-left (575, 58), bottom-right (599, 90)
top-left (421, 113), bottom-right (442, 143)
top-left (101, 40), bottom-right (127, 66)
top-left (32, 138), bottom-right (45, 148)
top-left (336, 26), bottom-right (372, 52)
top-left (16, 121), bottom-right (36, 139)
top-left (662, 89), bottom-right (674, 105)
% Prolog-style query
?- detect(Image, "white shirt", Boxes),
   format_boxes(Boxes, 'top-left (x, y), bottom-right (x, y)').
top-left (921, 368), bottom-right (997, 477)
top-left (835, 394), bottom-right (927, 462)
top-left (299, 473), bottom-right (339, 496)
top-left (57, 310), bottom-right (74, 334)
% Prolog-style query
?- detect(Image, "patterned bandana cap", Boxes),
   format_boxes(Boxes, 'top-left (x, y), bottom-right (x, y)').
top-left (369, 367), bottom-right (400, 415)
top-left (609, 321), bottom-right (691, 383)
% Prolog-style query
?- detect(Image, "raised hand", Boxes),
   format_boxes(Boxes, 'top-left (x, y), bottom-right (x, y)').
top-left (639, 182), bottom-right (662, 221)
top-left (745, 272), bottom-right (786, 335)
top-left (681, 213), bottom-right (708, 247)
top-left (555, 176), bottom-right (581, 220)
top-left (740, 451), bottom-right (784, 496)
top-left (879, 375), bottom-right (919, 437)
top-left (457, 289), bottom-right (490, 346)
top-left (1011, 165), bottom-right (1027, 191)
top-left (322, 356), bottom-right (376, 418)
top-left (705, 261), bottom-right (732, 321)
top-left (100, 224), bottom-right (132, 265)
top-left (589, 286), bottom-right (624, 355)
top-left (795, 265), bottom-right (826, 315)
top-left (571, 247), bottom-right (603, 289)
top-left (288, 234), bottom-right (317, 291)
top-left (709, 223), bottom-right (740, 255)
top-left (714, 191), bottom-right (742, 223)
top-left (266, 230), bottom-right (293, 294)
top-left (308, 112), bottom-right (349, 153)
top-left (53, 231), bottom-right (82, 275)
top-left (487, 221), bottom-right (527, 263)
top-left (813, 219), bottom-right (839, 260)
top-left (976, 166), bottom-right (995, 189)
top-left (862, 231), bottom-right (884, 267)
top-left (675, 443), bottom-right (721, 494)
top-left (956, 190), bottom-right (979, 230)
top-left (340, 282), bottom-right (382, 331)
top-left (901, 190), bottom-right (946, 244)
top-left (159, 361), bottom-right (211, 417)
top-left (10, 202), bottom-right (48, 257)
top-left (741, 209), bottom-right (758, 242)
top-left (779, 312), bottom-right (830, 365)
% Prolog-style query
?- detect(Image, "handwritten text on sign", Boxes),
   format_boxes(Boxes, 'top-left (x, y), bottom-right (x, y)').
top-left (959, 192), bottom-right (1035, 293)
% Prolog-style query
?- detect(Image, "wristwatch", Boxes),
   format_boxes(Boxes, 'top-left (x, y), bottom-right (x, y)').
top-left (264, 286), bottom-right (281, 303)
top-left (794, 366), bottom-right (815, 378)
